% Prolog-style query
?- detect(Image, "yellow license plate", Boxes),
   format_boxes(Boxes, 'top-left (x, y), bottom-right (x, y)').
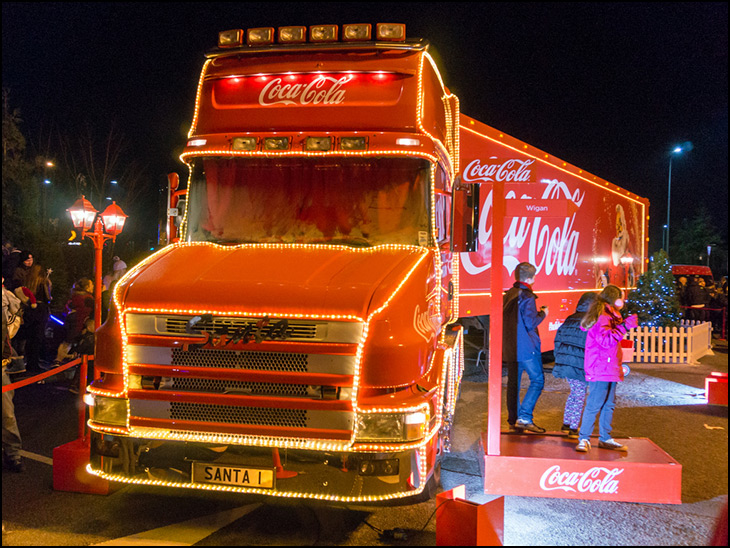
top-left (192, 462), bottom-right (276, 489)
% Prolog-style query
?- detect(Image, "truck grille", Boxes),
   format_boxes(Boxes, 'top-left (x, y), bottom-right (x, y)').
top-left (165, 317), bottom-right (319, 340)
top-left (166, 377), bottom-right (311, 397)
top-left (170, 402), bottom-right (308, 428)
top-left (171, 348), bottom-right (309, 373)
top-left (126, 313), bottom-right (361, 441)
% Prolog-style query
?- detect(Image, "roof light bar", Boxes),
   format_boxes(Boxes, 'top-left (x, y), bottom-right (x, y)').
top-left (247, 27), bottom-right (275, 46)
top-left (343, 24), bottom-right (372, 42)
top-left (218, 29), bottom-right (244, 48)
top-left (309, 25), bottom-right (338, 43)
top-left (219, 23), bottom-right (407, 48)
top-left (278, 26), bottom-right (307, 44)
top-left (376, 23), bottom-right (406, 42)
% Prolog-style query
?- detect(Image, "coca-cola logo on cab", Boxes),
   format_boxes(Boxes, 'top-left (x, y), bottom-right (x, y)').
top-left (259, 75), bottom-right (353, 106)
top-left (539, 465), bottom-right (623, 495)
top-left (463, 158), bottom-right (535, 183)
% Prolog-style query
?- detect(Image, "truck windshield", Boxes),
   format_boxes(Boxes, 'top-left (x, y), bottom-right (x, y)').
top-left (185, 157), bottom-right (431, 247)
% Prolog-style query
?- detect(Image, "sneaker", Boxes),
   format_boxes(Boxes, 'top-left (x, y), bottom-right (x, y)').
top-left (560, 423), bottom-right (571, 434)
top-left (515, 420), bottom-right (546, 434)
top-left (507, 424), bottom-right (521, 433)
top-left (565, 428), bottom-right (580, 439)
top-left (598, 438), bottom-right (628, 452)
top-left (575, 439), bottom-right (591, 453)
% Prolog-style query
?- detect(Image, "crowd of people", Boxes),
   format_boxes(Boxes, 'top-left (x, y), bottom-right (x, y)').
top-left (676, 275), bottom-right (728, 334)
top-left (2, 241), bottom-right (127, 473)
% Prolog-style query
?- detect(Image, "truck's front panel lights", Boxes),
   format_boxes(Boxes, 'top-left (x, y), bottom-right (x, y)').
top-left (340, 137), bottom-right (368, 151)
top-left (232, 137), bottom-right (257, 151)
top-left (263, 137), bottom-right (290, 151)
top-left (305, 136), bottom-right (332, 151)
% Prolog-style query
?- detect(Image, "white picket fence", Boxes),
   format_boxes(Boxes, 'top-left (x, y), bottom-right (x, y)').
top-left (624, 321), bottom-right (714, 364)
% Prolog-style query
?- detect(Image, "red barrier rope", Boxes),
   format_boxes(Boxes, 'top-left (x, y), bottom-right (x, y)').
top-left (2, 356), bottom-right (85, 393)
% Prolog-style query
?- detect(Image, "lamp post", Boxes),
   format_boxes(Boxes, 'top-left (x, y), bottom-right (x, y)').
top-left (67, 196), bottom-right (128, 330)
top-left (41, 160), bottom-right (54, 225)
top-left (664, 144), bottom-right (691, 254)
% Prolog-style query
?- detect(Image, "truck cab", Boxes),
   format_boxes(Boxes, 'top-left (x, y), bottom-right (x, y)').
top-left (88, 24), bottom-right (465, 502)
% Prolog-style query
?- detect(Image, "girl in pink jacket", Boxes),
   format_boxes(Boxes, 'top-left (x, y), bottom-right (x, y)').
top-left (575, 285), bottom-right (638, 453)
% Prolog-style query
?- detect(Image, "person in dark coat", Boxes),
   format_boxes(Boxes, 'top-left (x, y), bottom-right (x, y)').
top-left (686, 276), bottom-right (709, 322)
top-left (503, 262), bottom-right (548, 433)
top-left (552, 292), bottom-right (598, 438)
top-left (10, 251), bottom-right (33, 291)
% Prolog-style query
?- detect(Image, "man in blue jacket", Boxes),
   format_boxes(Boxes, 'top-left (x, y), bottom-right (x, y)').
top-left (503, 262), bottom-right (548, 433)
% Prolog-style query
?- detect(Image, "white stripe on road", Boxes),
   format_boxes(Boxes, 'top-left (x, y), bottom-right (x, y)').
top-left (93, 504), bottom-right (261, 546)
top-left (19, 450), bottom-right (53, 466)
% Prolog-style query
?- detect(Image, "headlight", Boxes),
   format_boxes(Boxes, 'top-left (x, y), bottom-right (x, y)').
top-left (355, 411), bottom-right (428, 442)
top-left (88, 396), bottom-right (127, 426)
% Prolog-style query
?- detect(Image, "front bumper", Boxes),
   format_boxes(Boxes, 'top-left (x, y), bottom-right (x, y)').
top-left (88, 431), bottom-right (428, 502)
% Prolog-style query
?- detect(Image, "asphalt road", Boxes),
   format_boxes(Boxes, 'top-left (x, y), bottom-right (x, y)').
top-left (2, 339), bottom-right (727, 546)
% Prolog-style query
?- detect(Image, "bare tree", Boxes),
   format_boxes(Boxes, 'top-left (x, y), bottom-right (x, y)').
top-left (52, 121), bottom-right (148, 209)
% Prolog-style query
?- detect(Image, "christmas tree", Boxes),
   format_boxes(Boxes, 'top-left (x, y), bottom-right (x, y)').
top-left (625, 250), bottom-right (683, 327)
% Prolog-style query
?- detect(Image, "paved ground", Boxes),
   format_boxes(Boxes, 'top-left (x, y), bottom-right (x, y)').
top-left (439, 337), bottom-right (728, 545)
top-left (2, 339), bottom-right (727, 546)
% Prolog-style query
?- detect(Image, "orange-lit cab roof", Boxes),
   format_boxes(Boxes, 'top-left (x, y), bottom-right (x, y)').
top-left (183, 42), bottom-right (459, 170)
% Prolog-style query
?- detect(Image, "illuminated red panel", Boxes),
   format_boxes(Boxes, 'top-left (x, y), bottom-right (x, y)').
top-left (211, 72), bottom-right (404, 109)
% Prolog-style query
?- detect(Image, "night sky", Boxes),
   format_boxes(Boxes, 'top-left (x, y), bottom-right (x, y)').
top-left (2, 3), bottom-right (727, 252)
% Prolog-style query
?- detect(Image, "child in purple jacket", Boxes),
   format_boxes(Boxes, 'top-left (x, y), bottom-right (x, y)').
top-left (575, 285), bottom-right (638, 453)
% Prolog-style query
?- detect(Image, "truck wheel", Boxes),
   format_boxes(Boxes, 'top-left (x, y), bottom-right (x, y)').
top-left (411, 458), bottom-right (442, 503)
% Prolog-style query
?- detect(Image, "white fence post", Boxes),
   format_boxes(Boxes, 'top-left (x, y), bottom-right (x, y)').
top-left (625, 322), bottom-right (713, 364)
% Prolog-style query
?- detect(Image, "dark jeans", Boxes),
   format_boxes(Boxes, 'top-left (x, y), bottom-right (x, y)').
top-left (507, 354), bottom-right (544, 425)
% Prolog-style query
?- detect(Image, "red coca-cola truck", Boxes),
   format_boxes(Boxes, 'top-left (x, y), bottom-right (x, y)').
top-left (87, 23), bottom-right (649, 502)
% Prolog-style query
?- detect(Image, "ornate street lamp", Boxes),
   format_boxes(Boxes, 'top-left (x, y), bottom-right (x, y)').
top-left (67, 196), bottom-right (98, 232)
top-left (100, 201), bottom-right (128, 237)
top-left (67, 196), bottom-right (128, 330)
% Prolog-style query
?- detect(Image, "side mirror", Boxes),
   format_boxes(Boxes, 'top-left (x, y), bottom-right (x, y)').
top-left (451, 176), bottom-right (479, 253)
top-left (166, 173), bottom-right (187, 244)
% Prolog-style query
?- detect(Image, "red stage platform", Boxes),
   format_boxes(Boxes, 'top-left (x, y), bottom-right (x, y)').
top-left (480, 432), bottom-right (682, 504)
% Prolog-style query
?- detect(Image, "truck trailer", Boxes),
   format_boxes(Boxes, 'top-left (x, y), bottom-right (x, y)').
top-left (87, 23), bottom-right (649, 502)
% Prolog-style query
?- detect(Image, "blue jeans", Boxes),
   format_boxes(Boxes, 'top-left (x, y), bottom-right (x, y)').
top-left (507, 354), bottom-right (544, 424)
top-left (578, 381), bottom-right (617, 442)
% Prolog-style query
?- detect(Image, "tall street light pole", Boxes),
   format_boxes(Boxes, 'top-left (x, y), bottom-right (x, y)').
top-left (665, 145), bottom-right (687, 255)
